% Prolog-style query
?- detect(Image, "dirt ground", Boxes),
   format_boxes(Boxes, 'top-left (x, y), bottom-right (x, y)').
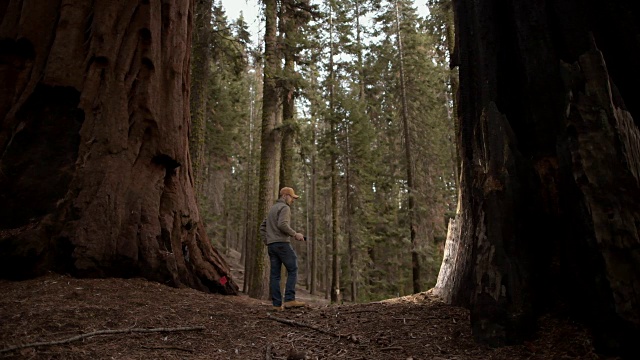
top-left (0, 252), bottom-right (615, 360)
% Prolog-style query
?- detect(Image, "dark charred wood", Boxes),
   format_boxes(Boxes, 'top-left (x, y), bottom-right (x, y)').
top-left (437, 0), bottom-right (640, 357)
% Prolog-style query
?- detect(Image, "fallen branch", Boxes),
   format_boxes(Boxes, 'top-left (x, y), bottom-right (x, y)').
top-left (265, 343), bottom-right (272, 360)
top-left (268, 315), bottom-right (335, 337)
top-left (267, 315), bottom-right (359, 343)
top-left (0, 326), bottom-right (205, 354)
top-left (141, 345), bottom-right (194, 353)
top-left (341, 310), bottom-right (378, 314)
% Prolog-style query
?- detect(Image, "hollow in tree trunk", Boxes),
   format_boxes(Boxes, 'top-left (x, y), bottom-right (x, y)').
top-left (436, 0), bottom-right (639, 356)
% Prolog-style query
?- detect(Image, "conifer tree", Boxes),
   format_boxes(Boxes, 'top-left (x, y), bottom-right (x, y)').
top-left (249, 0), bottom-right (281, 300)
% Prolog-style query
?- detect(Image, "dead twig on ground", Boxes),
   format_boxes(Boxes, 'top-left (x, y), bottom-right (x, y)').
top-left (267, 315), bottom-right (360, 343)
top-left (141, 345), bottom-right (194, 353)
top-left (340, 310), bottom-right (378, 315)
top-left (268, 315), bottom-right (335, 337)
top-left (265, 343), bottom-right (272, 360)
top-left (0, 326), bottom-right (205, 354)
top-left (380, 346), bottom-right (403, 351)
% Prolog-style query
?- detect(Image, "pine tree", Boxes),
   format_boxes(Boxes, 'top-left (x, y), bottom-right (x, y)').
top-left (248, 0), bottom-right (281, 300)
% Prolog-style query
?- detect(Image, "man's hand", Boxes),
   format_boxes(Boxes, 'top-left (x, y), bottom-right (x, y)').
top-left (294, 233), bottom-right (305, 241)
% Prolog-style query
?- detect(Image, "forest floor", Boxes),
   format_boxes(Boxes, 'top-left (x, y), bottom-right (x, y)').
top-left (0, 250), bottom-right (614, 360)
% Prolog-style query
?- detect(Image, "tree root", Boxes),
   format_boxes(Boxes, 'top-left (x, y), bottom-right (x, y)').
top-left (0, 326), bottom-right (205, 354)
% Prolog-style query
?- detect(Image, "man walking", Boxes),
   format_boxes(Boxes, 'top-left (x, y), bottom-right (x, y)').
top-left (260, 187), bottom-right (306, 310)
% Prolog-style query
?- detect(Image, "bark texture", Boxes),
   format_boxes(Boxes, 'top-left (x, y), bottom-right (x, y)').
top-left (248, 0), bottom-right (281, 300)
top-left (436, 0), bottom-right (640, 356)
top-left (327, 2), bottom-right (341, 304)
top-left (0, 0), bottom-right (237, 295)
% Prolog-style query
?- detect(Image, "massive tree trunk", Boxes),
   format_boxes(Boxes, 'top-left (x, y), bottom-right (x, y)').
top-left (0, 0), bottom-right (237, 295)
top-left (436, 0), bottom-right (640, 356)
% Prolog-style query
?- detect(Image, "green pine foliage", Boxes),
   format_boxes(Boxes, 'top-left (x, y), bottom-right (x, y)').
top-left (189, 2), bottom-right (254, 249)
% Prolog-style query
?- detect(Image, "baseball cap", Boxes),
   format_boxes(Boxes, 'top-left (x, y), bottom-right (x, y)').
top-left (280, 187), bottom-right (300, 199)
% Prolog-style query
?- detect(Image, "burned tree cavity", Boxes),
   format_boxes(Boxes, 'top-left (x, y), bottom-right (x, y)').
top-left (436, 0), bottom-right (640, 357)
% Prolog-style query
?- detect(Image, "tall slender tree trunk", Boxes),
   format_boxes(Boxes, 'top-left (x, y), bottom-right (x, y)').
top-left (346, 123), bottom-right (356, 302)
top-left (445, 0), bottom-right (460, 191)
top-left (395, 0), bottom-right (421, 294)
top-left (310, 114), bottom-right (318, 294)
top-left (279, 1), bottom-right (295, 190)
top-left (356, 0), bottom-right (365, 100)
top-left (327, 0), bottom-right (341, 304)
top-left (242, 66), bottom-right (262, 292)
top-left (248, 0), bottom-right (281, 300)
top-left (304, 174), bottom-right (311, 288)
top-left (437, 0), bottom-right (640, 356)
top-left (0, 0), bottom-right (236, 294)
top-left (240, 98), bottom-right (254, 267)
top-left (307, 62), bottom-right (320, 295)
top-left (324, 187), bottom-right (331, 300)
top-left (348, 0), bottom-right (366, 302)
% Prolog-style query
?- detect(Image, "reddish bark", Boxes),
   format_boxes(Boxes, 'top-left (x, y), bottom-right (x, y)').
top-left (0, 0), bottom-right (237, 294)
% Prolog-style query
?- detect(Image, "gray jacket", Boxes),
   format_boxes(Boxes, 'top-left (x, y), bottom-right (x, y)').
top-left (260, 198), bottom-right (296, 245)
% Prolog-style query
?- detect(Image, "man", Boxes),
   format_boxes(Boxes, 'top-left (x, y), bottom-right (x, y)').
top-left (260, 187), bottom-right (306, 310)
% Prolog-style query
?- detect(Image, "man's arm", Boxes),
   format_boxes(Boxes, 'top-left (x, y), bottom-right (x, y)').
top-left (277, 206), bottom-right (296, 236)
top-left (277, 206), bottom-right (304, 241)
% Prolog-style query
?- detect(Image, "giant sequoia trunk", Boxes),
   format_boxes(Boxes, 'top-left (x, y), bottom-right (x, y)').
top-left (436, 0), bottom-right (640, 356)
top-left (0, 0), bottom-right (237, 295)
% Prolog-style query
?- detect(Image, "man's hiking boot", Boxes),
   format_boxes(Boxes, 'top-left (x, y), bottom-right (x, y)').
top-left (272, 306), bottom-right (284, 312)
top-left (284, 300), bottom-right (306, 308)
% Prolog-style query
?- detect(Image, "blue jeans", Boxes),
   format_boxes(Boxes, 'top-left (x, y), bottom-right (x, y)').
top-left (267, 242), bottom-right (298, 306)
